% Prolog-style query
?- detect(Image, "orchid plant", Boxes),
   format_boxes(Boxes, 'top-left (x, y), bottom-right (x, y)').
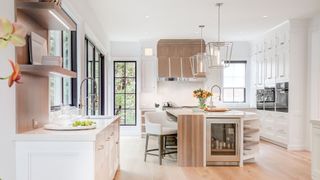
top-left (0, 17), bottom-right (26, 87)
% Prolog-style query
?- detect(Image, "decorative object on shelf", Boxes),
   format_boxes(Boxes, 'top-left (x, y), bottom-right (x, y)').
top-left (29, 32), bottom-right (48, 65)
top-left (206, 3), bottom-right (233, 69)
top-left (193, 88), bottom-right (213, 109)
top-left (0, 17), bottom-right (26, 88)
top-left (190, 25), bottom-right (206, 77)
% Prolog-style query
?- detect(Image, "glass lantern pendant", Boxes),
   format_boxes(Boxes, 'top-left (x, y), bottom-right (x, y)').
top-left (190, 25), bottom-right (206, 77)
top-left (207, 3), bottom-right (233, 69)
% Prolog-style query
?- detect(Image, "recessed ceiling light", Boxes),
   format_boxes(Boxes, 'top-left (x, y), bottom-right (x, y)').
top-left (145, 15), bottom-right (150, 19)
top-left (262, 15), bottom-right (268, 18)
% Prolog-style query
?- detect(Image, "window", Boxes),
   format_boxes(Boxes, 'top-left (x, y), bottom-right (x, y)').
top-left (49, 31), bottom-right (77, 108)
top-left (85, 37), bottom-right (105, 115)
top-left (114, 61), bottom-right (137, 126)
top-left (223, 61), bottom-right (246, 103)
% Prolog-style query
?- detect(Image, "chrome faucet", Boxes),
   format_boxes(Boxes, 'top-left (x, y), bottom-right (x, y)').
top-left (209, 84), bottom-right (222, 107)
top-left (79, 77), bottom-right (98, 116)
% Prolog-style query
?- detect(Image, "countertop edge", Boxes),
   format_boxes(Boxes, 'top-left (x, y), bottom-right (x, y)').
top-left (14, 116), bottom-right (120, 142)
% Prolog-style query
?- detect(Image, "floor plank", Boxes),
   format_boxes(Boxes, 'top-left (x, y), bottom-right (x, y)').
top-left (115, 137), bottom-right (311, 180)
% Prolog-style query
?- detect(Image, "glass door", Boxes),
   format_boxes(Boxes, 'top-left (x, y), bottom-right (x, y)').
top-left (210, 123), bottom-right (237, 156)
top-left (113, 61), bottom-right (137, 126)
top-left (206, 118), bottom-right (240, 163)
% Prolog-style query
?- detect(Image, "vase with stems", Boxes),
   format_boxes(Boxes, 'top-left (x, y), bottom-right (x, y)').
top-left (193, 88), bottom-right (213, 110)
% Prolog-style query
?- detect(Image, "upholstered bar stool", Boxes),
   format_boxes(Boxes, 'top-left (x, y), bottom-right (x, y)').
top-left (144, 112), bottom-right (177, 165)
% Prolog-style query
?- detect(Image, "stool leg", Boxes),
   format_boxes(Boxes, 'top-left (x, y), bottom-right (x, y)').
top-left (144, 134), bottom-right (149, 162)
top-left (159, 135), bottom-right (163, 165)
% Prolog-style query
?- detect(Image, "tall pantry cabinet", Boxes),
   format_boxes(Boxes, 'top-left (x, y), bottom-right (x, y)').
top-left (251, 20), bottom-right (308, 150)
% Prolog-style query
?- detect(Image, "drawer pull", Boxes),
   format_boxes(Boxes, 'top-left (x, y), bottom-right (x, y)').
top-left (105, 138), bottom-right (110, 142)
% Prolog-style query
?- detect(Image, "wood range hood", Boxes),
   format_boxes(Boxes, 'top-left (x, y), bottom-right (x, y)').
top-left (157, 39), bottom-right (206, 81)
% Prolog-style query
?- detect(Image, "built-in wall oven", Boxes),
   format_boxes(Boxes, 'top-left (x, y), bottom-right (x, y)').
top-left (276, 82), bottom-right (289, 112)
top-left (264, 87), bottom-right (276, 111)
top-left (206, 118), bottom-right (240, 166)
top-left (256, 89), bottom-right (264, 110)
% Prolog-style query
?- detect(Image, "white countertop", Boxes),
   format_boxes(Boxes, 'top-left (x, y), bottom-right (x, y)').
top-left (166, 109), bottom-right (258, 120)
top-left (14, 116), bottom-right (119, 142)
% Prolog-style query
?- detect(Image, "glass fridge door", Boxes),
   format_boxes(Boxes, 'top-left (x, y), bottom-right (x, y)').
top-left (210, 123), bottom-right (237, 156)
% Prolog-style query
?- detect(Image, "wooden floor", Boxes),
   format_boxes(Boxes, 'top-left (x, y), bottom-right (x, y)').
top-left (115, 137), bottom-right (311, 180)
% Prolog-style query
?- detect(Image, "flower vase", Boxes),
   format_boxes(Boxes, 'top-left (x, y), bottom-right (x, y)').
top-left (198, 98), bottom-right (207, 109)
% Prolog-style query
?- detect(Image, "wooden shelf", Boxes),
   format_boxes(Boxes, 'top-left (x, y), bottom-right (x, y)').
top-left (20, 65), bottom-right (77, 78)
top-left (16, 2), bottom-right (76, 31)
top-left (211, 149), bottom-right (236, 152)
top-left (244, 128), bottom-right (260, 134)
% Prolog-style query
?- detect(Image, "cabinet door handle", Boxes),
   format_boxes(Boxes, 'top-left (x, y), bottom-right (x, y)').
top-left (105, 137), bottom-right (110, 142)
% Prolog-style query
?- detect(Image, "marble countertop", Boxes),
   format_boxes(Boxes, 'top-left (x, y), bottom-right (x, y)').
top-left (166, 108), bottom-right (258, 120)
top-left (14, 116), bottom-right (119, 142)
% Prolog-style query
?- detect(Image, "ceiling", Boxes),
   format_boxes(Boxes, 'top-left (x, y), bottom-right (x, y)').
top-left (88, 0), bottom-right (320, 41)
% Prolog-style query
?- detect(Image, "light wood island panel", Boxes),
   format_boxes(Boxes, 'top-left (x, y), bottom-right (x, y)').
top-left (177, 114), bottom-right (205, 167)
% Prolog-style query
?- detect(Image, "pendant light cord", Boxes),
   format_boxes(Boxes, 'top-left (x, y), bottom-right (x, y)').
top-left (216, 3), bottom-right (223, 42)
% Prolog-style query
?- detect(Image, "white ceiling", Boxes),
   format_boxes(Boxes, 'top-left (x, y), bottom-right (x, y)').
top-left (88, 0), bottom-right (320, 41)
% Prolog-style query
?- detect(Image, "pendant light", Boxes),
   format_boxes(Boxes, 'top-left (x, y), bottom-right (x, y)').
top-left (206, 3), bottom-right (233, 68)
top-left (190, 25), bottom-right (206, 77)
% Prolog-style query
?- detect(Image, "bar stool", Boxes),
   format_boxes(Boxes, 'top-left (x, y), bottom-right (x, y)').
top-left (144, 112), bottom-right (177, 165)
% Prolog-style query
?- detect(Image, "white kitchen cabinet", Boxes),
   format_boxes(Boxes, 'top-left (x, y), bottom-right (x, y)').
top-left (15, 117), bottom-right (120, 180)
top-left (252, 20), bottom-right (308, 150)
top-left (259, 111), bottom-right (288, 147)
top-left (141, 57), bottom-right (157, 93)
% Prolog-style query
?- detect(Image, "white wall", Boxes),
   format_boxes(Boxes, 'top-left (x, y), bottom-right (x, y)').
top-left (307, 14), bottom-right (320, 150)
top-left (0, 1), bottom-right (16, 179)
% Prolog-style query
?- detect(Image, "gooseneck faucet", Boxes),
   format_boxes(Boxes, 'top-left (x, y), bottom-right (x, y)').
top-left (79, 77), bottom-right (98, 116)
top-left (210, 84), bottom-right (222, 107)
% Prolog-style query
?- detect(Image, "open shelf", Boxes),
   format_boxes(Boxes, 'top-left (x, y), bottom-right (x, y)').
top-left (16, 2), bottom-right (76, 31)
top-left (20, 64), bottom-right (77, 78)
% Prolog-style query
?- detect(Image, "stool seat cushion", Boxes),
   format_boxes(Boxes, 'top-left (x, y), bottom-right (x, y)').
top-left (162, 127), bottom-right (177, 135)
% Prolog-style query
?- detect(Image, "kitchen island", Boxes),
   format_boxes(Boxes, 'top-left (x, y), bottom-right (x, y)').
top-left (15, 116), bottom-right (120, 180)
top-left (166, 109), bottom-right (260, 167)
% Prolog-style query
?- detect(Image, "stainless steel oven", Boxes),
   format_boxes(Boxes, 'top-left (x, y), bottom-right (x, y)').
top-left (256, 89), bottom-right (264, 110)
top-left (264, 87), bottom-right (275, 111)
top-left (206, 118), bottom-right (240, 166)
top-left (276, 82), bottom-right (289, 113)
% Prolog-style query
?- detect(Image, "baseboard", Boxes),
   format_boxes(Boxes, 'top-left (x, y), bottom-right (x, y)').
top-left (287, 144), bottom-right (306, 151)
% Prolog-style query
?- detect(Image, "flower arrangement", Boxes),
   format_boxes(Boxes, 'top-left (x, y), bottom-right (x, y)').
top-left (193, 88), bottom-right (213, 109)
top-left (0, 17), bottom-right (26, 87)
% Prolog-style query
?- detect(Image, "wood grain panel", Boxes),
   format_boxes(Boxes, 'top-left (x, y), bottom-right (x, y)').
top-left (15, 9), bottom-right (48, 64)
top-left (177, 115), bottom-right (205, 167)
top-left (182, 57), bottom-right (193, 77)
top-left (16, 74), bottom-right (49, 133)
top-left (170, 57), bottom-right (181, 77)
top-left (157, 39), bottom-right (206, 78)
top-left (158, 56), bottom-right (169, 77)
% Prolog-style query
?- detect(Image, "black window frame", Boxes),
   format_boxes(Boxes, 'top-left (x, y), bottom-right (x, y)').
top-left (223, 61), bottom-right (247, 103)
top-left (113, 61), bottom-right (137, 126)
top-left (85, 37), bottom-right (105, 115)
top-left (50, 30), bottom-right (78, 111)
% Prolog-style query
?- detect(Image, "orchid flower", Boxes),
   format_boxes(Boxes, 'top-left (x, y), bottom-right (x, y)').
top-left (7, 60), bottom-right (22, 87)
top-left (0, 17), bottom-right (26, 48)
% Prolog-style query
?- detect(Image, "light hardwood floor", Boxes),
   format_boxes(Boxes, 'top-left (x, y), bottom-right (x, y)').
top-left (115, 137), bottom-right (311, 180)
